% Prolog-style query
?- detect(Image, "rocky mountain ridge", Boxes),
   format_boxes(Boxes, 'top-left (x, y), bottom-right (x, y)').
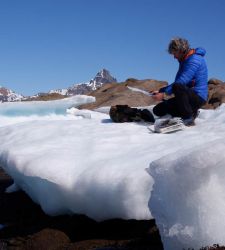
top-left (0, 69), bottom-right (117, 102)
top-left (49, 68), bottom-right (117, 96)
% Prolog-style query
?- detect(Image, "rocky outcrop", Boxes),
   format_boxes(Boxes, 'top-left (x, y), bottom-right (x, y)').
top-left (203, 78), bottom-right (225, 109)
top-left (78, 77), bottom-right (225, 110)
top-left (79, 78), bottom-right (167, 109)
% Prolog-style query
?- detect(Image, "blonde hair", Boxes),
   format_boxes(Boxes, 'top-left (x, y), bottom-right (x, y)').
top-left (168, 37), bottom-right (190, 54)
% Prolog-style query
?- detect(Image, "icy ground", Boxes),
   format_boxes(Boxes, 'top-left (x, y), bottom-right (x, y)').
top-left (1, 95), bottom-right (225, 249)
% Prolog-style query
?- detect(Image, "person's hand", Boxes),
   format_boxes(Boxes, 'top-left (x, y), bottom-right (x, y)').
top-left (151, 91), bottom-right (164, 101)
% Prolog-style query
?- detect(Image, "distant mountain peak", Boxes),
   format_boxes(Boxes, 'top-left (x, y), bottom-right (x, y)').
top-left (0, 86), bottom-right (24, 102)
top-left (96, 68), bottom-right (117, 81)
top-left (88, 69), bottom-right (117, 91)
top-left (49, 68), bottom-right (117, 96)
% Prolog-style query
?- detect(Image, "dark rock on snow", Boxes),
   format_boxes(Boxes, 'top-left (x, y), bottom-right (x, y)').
top-left (0, 168), bottom-right (163, 250)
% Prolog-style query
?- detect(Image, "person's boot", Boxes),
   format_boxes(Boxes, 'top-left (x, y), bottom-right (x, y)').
top-left (183, 117), bottom-right (195, 126)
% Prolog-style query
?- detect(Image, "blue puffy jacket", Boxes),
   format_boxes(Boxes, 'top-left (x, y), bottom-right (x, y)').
top-left (160, 48), bottom-right (208, 101)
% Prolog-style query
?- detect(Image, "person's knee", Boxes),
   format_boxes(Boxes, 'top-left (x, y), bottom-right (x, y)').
top-left (153, 103), bottom-right (167, 117)
top-left (153, 105), bottom-right (160, 116)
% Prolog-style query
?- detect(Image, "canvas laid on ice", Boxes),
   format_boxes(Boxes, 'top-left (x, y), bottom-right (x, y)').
top-left (148, 117), bottom-right (185, 134)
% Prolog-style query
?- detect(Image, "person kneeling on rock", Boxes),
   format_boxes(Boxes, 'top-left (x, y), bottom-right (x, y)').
top-left (151, 37), bottom-right (208, 126)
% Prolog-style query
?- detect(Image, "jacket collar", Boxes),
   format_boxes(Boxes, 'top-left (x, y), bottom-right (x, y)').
top-left (180, 49), bottom-right (195, 62)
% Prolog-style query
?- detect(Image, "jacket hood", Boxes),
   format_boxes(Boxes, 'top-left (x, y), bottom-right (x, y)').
top-left (195, 47), bottom-right (206, 56)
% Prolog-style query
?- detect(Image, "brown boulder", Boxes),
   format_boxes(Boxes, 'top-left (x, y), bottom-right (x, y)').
top-left (208, 78), bottom-right (224, 85)
top-left (203, 78), bottom-right (225, 109)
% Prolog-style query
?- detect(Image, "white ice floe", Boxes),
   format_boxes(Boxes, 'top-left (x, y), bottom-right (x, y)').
top-left (1, 95), bottom-right (225, 249)
top-left (0, 95), bottom-right (95, 117)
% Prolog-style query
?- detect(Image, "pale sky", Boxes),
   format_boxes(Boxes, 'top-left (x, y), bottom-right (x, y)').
top-left (0, 0), bottom-right (224, 95)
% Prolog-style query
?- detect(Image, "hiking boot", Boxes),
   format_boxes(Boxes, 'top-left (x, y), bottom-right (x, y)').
top-left (183, 117), bottom-right (195, 127)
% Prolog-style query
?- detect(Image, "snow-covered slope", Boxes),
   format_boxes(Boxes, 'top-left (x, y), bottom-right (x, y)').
top-left (0, 86), bottom-right (24, 102)
top-left (1, 97), bottom-right (225, 249)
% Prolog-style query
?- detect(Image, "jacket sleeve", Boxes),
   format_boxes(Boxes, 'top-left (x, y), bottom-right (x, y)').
top-left (160, 56), bottom-right (201, 95)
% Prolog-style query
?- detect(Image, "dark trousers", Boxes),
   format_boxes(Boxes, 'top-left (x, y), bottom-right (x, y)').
top-left (153, 83), bottom-right (206, 119)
